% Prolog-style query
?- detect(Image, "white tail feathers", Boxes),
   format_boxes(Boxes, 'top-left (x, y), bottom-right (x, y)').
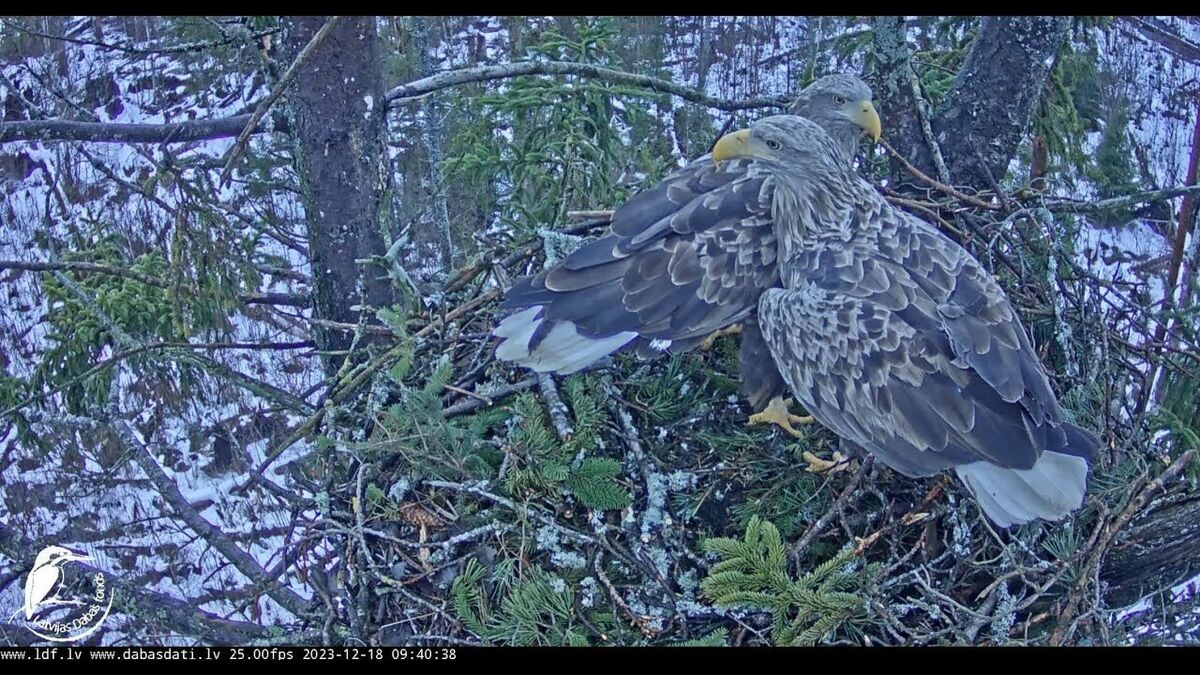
top-left (955, 451), bottom-right (1089, 528)
top-left (493, 306), bottom-right (637, 375)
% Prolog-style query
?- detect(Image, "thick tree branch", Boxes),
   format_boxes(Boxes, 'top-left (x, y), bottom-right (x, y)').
top-left (1, 57), bottom-right (786, 147)
top-left (1040, 184), bottom-right (1200, 214)
top-left (385, 59), bottom-right (790, 110)
top-left (240, 291), bottom-right (311, 307)
top-left (0, 259), bottom-right (310, 308)
top-left (0, 115), bottom-right (256, 144)
top-left (1, 259), bottom-right (162, 286)
top-left (1119, 16), bottom-right (1200, 66)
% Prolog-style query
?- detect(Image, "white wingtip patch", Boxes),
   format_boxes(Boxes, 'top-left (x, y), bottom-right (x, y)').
top-left (493, 307), bottom-right (543, 362)
top-left (493, 306), bottom-right (636, 375)
top-left (955, 451), bottom-right (1088, 528)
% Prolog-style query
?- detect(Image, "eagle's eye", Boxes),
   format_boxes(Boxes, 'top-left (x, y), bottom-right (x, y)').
top-left (766, 139), bottom-right (782, 151)
top-left (833, 95), bottom-right (846, 105)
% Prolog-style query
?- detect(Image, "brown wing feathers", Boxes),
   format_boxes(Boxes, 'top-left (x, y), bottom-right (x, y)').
top-left (757, 193), bottom-right (1096, 525)
top-left (496, 158), bottom-right (782, 373)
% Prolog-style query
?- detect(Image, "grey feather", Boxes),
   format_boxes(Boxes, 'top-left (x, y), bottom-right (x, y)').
top-left (750, 115), bottom-right (1095, 527)
top-left (495, 75), bottom-right (880, 377)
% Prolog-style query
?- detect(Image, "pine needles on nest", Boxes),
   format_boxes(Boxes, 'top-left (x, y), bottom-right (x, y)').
top-left (701, 516), bottom-right (877, 645)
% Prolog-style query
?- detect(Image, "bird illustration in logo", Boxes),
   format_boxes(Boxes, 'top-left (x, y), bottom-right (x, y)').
top-left (23, 546), bottom-right (93, 620)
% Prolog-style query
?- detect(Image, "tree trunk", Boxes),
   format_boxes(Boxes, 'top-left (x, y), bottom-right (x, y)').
top-left (869, 17), bottom-right (928, 183)
top-left (1101, 492), bottom-right (1200, 607)
top-left (929, 17), bottom-right (1071, 190)
top-left (285, 16), bottom-right (394, 370)
top-left (872, 17), bottom-right (1070, 191)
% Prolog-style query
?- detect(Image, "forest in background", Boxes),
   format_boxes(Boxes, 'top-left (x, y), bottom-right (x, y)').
top-left (1, 16), bottom-right (1199, 646)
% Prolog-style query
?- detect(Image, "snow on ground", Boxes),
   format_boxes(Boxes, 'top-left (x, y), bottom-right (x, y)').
top-left (1089, 16), bottom-right (1200, 630)
top-left (0, 17), bottom-right (322, 636)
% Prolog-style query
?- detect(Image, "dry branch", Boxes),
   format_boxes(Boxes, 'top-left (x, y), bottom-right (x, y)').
top-left (0, 259), bottom-right (311, 307)
top-left (384, 60), bottom-right (790, 111)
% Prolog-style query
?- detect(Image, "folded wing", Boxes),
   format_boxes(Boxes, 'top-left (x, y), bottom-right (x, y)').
top-left (496, 156), bottom-right (782, 374)
top-left (759, 210), bottom-right (1095, 526)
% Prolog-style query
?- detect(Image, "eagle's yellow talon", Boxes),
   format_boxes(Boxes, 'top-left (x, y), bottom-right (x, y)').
top-left (802, 450), bottom-right (850, 473)
top-left (748, 396), bottom-right (813, 437)
top-left (698, 323), bottom-right (744, 351)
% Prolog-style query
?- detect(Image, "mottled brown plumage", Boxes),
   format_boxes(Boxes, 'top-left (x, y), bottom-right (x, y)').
top-left (497, 156), bottom-right (781, 370)
top-left (494, 78), bottom-right (1094, 526)
top-left (494, 75), bottom-right (880, 395)
top-left (745, 116), bottom-right (1097, 527)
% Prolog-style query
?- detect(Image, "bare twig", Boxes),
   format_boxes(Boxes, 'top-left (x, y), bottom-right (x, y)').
top-left (878, 139), bottom-right (999, 211)
top-left (566, 210), bottom-right (616, 219)
top-left (882, 193), bottom-right (968, 238)
top-left (444, 377), bottom-right (537, 418)
top-left (425, 480), bottom-right (596, 544)
top-left (306, 317), bottom-right (396, 336)
top-left (442, 383), bottom-right (493, 405)
top-left (906, 63), bottom-right (952, 185)
top-left (537, 374), bottom-right (575, 441)
top-left (414, 289), bottom-right (502, 340)
top-left (791, 457), bottom-right (874, 561)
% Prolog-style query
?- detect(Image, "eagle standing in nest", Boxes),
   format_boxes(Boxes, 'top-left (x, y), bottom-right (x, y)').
top-left (493, 74), bottom-right (880, 436)
top-left (721, 115), bottom-right (1095, 527)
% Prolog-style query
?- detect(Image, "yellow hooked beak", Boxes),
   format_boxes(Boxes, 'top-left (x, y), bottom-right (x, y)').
top-left (712, 128), bottom-right (755, 166)
top-left (856, 100), bottom-right (882, 142)
top-left (713, 102), bottom-right (881, 166)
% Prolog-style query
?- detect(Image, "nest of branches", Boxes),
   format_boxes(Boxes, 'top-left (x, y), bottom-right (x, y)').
top-left (288, 148), bottom-right (1200, 647)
